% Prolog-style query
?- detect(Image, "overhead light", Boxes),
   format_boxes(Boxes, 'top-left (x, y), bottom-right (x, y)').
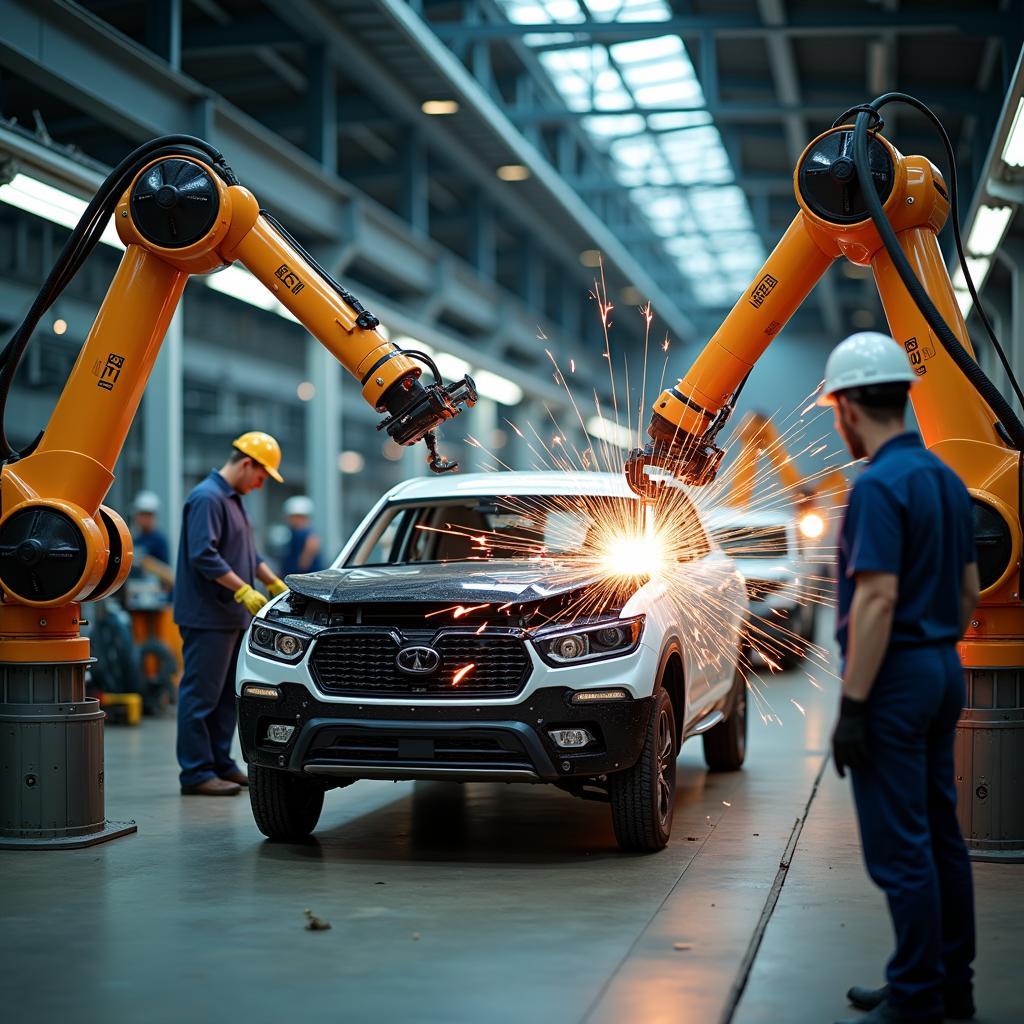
top-left (422, 99), bottom-right (459, 115)
top-left (1002, 97), bottom-right (1024, 167)
top-left (297, 381), bottom-right (315, 401)
top-left (52, 318), bottom-right (68, 335)
top-left (0, 173), bottom-right (123, 249)
top-left (586, 415), bottom-right (634, 450)
top-left (206, 265), bottom-right (300, 323)
top-left (579, 249), bottom-right (602, 267)
top-left (954, 288), bottom-right (973, 317)
top-left (951, 257), bottom-right (991, 293)
top-left (497, 164), bottom-right (530, 181)
top-left (474, 369), bottom-right (523, 406)
top-left (337, 450), bottom-right (365, 474)
top-left (966, 205), bottom-right (1013, 256)
top-left (620, 285), bottom-right (644, 304)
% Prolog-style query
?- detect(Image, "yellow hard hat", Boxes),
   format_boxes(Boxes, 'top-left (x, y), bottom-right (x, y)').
top-left (232, 431), bottom-right (284, 482)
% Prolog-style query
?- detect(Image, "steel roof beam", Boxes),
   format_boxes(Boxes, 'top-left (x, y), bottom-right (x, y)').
top-left (432, 12), bottom-right (1006, 44)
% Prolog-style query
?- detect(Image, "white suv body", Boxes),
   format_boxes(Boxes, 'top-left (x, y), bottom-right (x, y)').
top-left (236, 472), bottom-right (749, 851)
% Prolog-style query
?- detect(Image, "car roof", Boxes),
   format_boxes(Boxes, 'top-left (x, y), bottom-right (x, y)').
top-left (382, 471), bottom-right (665, 502)
top-left (704, 506), bottom-right (795, 529)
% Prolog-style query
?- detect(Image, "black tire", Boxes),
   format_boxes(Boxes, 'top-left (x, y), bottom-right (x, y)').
top-left (609, 687), bottom-right (676, 852)
top-left (249, 764), bottom-right (325, 840)
top-left (703, 663), bottom-right (747, 772)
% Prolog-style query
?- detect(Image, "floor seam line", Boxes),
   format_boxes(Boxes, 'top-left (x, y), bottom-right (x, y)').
top-left (578, 776), bottom-right (744, 1024)
top-left (717, 752), bottom-right (831, 1024)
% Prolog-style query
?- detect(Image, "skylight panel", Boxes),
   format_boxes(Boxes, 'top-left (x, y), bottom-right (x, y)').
top-left (610, 35), bottom-right (684, 64)
top-left (633, 80), bottom-right (702, 107)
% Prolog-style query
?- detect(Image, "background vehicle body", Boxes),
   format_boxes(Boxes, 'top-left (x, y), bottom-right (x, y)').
top-left (237, 472), bottom-right (749, 850)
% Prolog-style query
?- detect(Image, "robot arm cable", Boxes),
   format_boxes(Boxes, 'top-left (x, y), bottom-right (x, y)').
top-left (852, 94), bottom-right (1024, 448)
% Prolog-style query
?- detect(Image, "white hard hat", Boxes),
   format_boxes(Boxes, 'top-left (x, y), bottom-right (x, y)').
top-left (283, 495), bottom-right (314, 517)
top-left (817, 331), bottom-right (917, 405)
top-left (132, 490), bottom-right (161, 514)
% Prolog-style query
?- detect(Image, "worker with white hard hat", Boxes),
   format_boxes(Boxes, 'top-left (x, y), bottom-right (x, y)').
top-left (821, 333), bottom-right (980, 1024)
top-left (172, 432), bottom-right (289, 797)
top-left (280, 494), bottom-right (323, 578)
top-left (129, 490), bottom-right (173, 595)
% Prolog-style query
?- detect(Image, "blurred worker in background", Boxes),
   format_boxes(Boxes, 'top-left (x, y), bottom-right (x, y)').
top-left (280, 494), bottom-right (324, 577)
top-left (173, 432), bottom-right (289, 796)
top-left (127, 491), bottom-right (174, 603)
top-left (821, 334), bottom-right (979, 1024)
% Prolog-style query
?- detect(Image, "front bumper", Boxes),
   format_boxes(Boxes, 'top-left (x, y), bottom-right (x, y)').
top-left (239, 684), bottom-right (654, 783)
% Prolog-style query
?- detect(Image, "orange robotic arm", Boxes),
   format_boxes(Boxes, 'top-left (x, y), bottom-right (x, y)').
top-left (0, 140), bottom-right (476, 660)
top-left (627, 111), bottom-right (1022, 671)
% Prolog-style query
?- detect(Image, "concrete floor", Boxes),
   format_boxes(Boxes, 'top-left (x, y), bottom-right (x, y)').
top-left (2, 657), bottom-right (1021, 1024)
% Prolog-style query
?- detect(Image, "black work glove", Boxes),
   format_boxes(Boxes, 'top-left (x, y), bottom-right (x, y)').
top-left (832, 696), bottom-right (869, 778)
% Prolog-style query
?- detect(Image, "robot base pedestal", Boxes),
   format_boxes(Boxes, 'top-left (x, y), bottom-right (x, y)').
top-left (0, 660), bottom-right (137, 850)
top-left (955, 666), bottom-right (1024, 863)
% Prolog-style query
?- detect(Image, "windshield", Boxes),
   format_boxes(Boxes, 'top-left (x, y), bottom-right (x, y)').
top-left (347, 494), bottom-right (709, 567)
top-left (714, 525), bottom-right (791, 560)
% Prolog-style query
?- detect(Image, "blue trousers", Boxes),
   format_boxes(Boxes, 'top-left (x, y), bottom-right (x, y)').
top-left (176, 627), bottom-right (243, 786)
top-left (851, 645), bottom-right (976, 1020)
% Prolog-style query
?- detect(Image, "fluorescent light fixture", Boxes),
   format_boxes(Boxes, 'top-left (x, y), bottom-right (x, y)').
top-left (337, 450), bottom-right (365, 474)
top-left (0, 172), bottom-right (124, 248)
top-left (951, 257), bottom-right (991, 293)
top-left (954, 289), bottom-right (973, 317)
top-left (474, 369), bottom-right (523, 406)
top-left (205, 265), bottom-right (299, 323)
top-left (421, 99), bottom-right (459, 115)
top-left (1002, 97), bottom-right (1024, 168)
top-left (967, 205), bottom-right (1013, 256)
top-left (496, 164), bottom-right (530, 181)
top-left (586, 415), bottom-right (635, 449)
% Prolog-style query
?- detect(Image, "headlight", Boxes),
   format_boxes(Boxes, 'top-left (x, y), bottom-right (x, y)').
top-left (535, 615), bottom-right (644, 665)
top-left (248, 623), bottom-right (308, 663)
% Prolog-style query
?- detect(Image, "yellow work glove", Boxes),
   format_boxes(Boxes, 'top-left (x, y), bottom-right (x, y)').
top-left (267, 577), bottom-right (288, 597)
top-left (233, 583), bottom-right (268, 615)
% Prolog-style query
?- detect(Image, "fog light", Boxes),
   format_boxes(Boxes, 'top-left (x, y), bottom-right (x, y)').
top-left (242, 684), bottom-right (280, 700)
top-left (571, 689), bottom-right (630, 704)
top-left (549, 727), bottom-right (594, 749)
top-left (266, 723), bottom-right (295, 743)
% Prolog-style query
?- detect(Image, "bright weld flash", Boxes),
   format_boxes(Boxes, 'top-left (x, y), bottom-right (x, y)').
top-left (599, 512), bottom-right (667, 579)
top-left (798, 512), bottom-right (826, 540)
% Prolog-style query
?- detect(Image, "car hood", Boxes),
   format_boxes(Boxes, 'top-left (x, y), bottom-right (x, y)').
top-left (285, 561), bottom-right (606, 606)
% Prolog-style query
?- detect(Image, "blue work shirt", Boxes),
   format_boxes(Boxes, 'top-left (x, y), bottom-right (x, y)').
top-left (280, 526), bottom-right (324, 578)
top-left (132, 528), bottom-right (169, 566)
top-left (173, 471), bottom-right (263, 630)
top-left (837, 433), bottom-right (975, 658)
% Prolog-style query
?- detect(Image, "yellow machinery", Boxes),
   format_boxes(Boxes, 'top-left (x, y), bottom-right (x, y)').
top-left (0, 136), bottom-right (476, 847)
top-left (626, 95), bottom-right (1023, 856)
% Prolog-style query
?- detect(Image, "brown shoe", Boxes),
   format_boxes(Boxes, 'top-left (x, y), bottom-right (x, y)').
top-left (219, 770), bottom-right (249, 787)
top-left (181, 777), bottom-right (241, 796)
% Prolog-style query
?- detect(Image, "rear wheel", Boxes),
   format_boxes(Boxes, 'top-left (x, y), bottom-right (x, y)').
top-left (249, 764), bottom-right (325, 840)
top-left (703, 663), bottom-right (747, 772)
top-left (609, 687), bottom-right (676, 852)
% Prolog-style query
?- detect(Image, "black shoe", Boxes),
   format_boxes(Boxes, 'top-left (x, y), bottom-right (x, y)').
top-left (846, 984), bottom-right (974, 1021)
top-left (835, 1002), bottom-right (941, 1024)
top-left (847, 985), bottom-right (888, 1011)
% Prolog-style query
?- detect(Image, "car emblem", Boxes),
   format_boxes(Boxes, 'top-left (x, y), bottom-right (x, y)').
top-left (395, 645), bottom-right (442, 675)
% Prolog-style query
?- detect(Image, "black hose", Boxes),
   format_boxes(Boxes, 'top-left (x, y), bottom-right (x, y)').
top-left (0, 135), bottom-right (236, 461)
top-left (851, 96), bottom-right (1024, 450)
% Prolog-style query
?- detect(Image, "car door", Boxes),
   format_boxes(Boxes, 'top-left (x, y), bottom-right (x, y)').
top-left (672, 515), bottom-right (745, 722)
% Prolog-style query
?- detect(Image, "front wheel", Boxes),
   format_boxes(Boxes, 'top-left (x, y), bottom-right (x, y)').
top-left (703, 661), bottom-right (747, 772)
top-left (609, 687), bottom-right (677, 852)
top-left (249, 764), bottom-right (325, 840)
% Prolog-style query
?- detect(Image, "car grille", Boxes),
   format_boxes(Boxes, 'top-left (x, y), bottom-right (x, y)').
top-left (306, 728), bottom-right (534, 770)
top-left (309, 630), bottom-right (532, 698)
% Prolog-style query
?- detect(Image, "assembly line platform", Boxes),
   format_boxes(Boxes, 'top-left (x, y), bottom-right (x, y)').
top-left (2, 658), bottom-right (1019, 1024)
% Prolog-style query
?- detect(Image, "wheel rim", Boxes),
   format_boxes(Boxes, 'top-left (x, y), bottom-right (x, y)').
top-left (656, 707), bottom-right (675, 828)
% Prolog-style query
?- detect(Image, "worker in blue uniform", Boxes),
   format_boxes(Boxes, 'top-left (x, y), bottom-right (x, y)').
top-left (822, 334), bottom-right (980, 1024)
top-left (173, 432), bottom-right (289, 796)
top-left (280, 494), bottom-right (324, 577)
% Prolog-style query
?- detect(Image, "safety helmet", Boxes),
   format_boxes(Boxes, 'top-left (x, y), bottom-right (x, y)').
top-left (132, 490), bottom-right (161, 514)
top-left (817, 331), bottom-right (917, 405)
top-left (283, 495), bottom-right (314, 518)
top-left (232, 431), bottom-right (284, 482)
